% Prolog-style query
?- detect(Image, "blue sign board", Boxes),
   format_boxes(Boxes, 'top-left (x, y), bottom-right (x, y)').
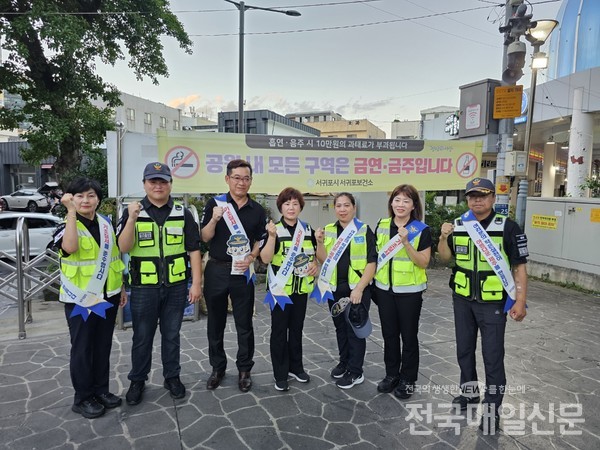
top-left (495, 203), bottom-right (509, 215)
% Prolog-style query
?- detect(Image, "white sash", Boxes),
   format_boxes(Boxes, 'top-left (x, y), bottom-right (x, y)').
top-left (215, 194), bottom-right (255, 283)
top-left (375, 220), bottom-right (428, 273)
top-left (264, 221), bottom-right (306, 310)
top-left (310, 218), bottom-right (363, 304)
top-left (461, 210), bottom-right (516, 312)
top-left (60, 215), bottom-right (114, 320)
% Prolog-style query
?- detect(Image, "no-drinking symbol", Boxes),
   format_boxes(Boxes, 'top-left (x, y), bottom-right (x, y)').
top-left (456, 152), bottom-right (478, 178)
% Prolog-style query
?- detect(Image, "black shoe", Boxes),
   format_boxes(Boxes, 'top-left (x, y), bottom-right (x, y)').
top-left (94, 392), bottom-right (122, 409)
top-left (274, 379), bottom-right (289, 391)
top-left (336, 372), bottom-right (365, 389)
top-left (377, 375), bottom-right (400, 393)
top-left (288, 371), bottom-right (310, 383)
top-left (393, 379), bottom-right (414, 399)
top-left (126, 381), bottom-right (145, 405)
top-left (330, 362), bottom-right (347, 379)
top-left (72, 399), bottom-right (105, 419)
top-left (479, 413), bottom-right (501, 434)
top-left (239, 371), bottom-right (252, 392)
top-left (207, 370), bottom-right (225, 390)
top-left (164, 376), bottom-right (186, 399)
top-left (452, 395), bottom-right (481, 411)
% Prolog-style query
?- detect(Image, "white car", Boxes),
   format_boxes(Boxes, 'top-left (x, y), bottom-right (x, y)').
top-left (0, 212), bottom-right (62, 258)
top-left (0, 188), bottom-right (51, 212)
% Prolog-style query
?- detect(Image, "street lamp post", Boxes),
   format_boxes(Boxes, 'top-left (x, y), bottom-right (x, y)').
top-left (515, 19), bottom-right (558, 228)
top-left (224, 0), bottom-right (300, 134)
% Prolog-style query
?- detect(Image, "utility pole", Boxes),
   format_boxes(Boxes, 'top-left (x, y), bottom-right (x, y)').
top-left (496, 0), bottom-right (529, 215)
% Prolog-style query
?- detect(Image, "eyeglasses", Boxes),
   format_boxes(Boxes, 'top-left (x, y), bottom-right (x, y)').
top-left (229, 175), bottom-right (252, 184)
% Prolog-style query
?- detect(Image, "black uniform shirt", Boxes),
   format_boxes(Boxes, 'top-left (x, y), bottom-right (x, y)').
top-left (201, 193), bottom-right (267, 261)
top-left (116, 196), bottom-right (201, 253)
top-left (333, 221), bottom-right (378, 284)
top-left (448, 210), bottom-right (528, 266)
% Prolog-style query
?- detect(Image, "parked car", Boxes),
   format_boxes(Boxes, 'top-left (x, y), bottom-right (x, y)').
top-left (0, 212), bottom-right (62, 258)
top-left (0, 187), bottom-right (51, 212)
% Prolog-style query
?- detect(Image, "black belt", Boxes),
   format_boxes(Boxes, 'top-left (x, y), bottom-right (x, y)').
top-left (210, 258), bottom-right (232, 267)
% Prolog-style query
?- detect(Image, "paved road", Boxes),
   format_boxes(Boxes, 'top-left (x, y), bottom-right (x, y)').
top-left (0, 268), bottom-right (598, 449)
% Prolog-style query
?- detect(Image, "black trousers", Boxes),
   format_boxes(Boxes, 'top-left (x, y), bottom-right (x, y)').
top-left (64, 296), bottom-right (119, 404)
top-left (270, 292), bottom-right (308, 382)
top-left (327, 282), bottom-right (371, 376)
top-left (204, 260), bottom-right (255, 372)
top-left (375, 287), bottom-right (423, 383)
top-left (453, 295), bottom-right (507, 412)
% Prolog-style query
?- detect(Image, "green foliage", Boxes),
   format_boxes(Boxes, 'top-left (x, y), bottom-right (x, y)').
top-left (0, 1), bottom-right (192, 184)
top-left (424, 192), bottom-right (469, 258)
top-left (579, 177), bottom-right (600, 198)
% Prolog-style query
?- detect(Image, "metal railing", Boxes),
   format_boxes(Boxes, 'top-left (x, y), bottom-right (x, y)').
top-left (0, 217), bottom-right (60, 339)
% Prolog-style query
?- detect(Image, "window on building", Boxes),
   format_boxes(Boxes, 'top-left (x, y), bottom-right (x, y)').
top-left (224, 119), bottom-right (235, 133)
top-left (173, 120), bottom-right (180, 130)
top-left (347, 134), bottom-right (357, 138)
top-left (126, 108), bottom-right (135, 121)
top-left (144, 113), bottom-right (152, 125)
top-left (246, 118), bottom-right (257, 134)
top-left (160, 116), bottom-right (167, 128)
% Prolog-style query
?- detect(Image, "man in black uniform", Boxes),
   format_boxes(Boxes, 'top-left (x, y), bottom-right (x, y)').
top-left (118, 162), bottom-right (202, 405)
top-left (438, 177), bottom-right (528, 434)
top-left (201, 159), bottom-right (267, 392)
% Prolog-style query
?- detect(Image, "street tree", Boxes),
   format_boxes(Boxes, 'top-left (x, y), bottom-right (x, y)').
top-left (0, 0), bottom-right (192, 184)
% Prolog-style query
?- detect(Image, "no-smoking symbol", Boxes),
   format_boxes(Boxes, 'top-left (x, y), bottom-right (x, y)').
top-left (456, 152), bottom-right (479, 178)
top-left (165, 146), bottom-right (199, 179)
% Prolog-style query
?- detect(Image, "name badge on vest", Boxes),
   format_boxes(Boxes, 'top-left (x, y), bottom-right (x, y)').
top-left (293, 253), bottom-right (310, 278)
top-left (138, 231), bottom-right (153, 241)
top-left (455, 245), bottom-right (469, 255)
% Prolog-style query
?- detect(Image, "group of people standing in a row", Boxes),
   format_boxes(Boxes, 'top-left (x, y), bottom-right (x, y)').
top-left (55, 159), bottom-right (528, 434)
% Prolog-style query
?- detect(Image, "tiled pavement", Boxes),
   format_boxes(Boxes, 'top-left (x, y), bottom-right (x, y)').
top-left (0, 268), bottom-right (599, 449)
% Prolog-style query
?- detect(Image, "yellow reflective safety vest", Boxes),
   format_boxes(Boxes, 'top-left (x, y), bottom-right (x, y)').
top-left (128, 202), bottom-right (189, 286)
top-left (60, 218), bottom-right (124, 302)
top-left (323, 222), bottom-right (368, 290)
top-left (374, 218), bottom-right (427, 293)
top-left (270, 221), bottom-right (316, 295)
top-left (452, 214), bottom-right (509, 303)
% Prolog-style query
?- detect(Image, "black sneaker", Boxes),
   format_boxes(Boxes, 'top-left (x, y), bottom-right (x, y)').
top-left (288, 371), bottom-right (310, 383)
top-left (452, 395), bottom-right (481, 411)
top-left (393, 379), bottom-right (415, 399)
top-left (72, 398), bottom-right (105, 419)
top-left (377, 375), bottom-right (400, 393)
top-left (330, 362), bottom-right (347, 379)
top-left (274, 380), bottom-right (289, 391)
top-left (336, 372), bottom-right (365, 389)
top-left (164, 376), bottom-right (186, 399)
top-left (126, 381), bottom-right (145, 405)
top-left (94, 392), bottom-right (122, 409)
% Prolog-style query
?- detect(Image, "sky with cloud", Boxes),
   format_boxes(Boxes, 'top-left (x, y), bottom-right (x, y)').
top-left (97, 0), bottom-right (562, 136)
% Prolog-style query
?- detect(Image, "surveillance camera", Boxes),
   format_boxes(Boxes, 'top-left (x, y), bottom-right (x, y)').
top-left (116, 121), bottom-right (125, 128)
top-left (503, 40), bottom-right (527, 83)
top-left (506, 40), bottom-right (526, 57)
